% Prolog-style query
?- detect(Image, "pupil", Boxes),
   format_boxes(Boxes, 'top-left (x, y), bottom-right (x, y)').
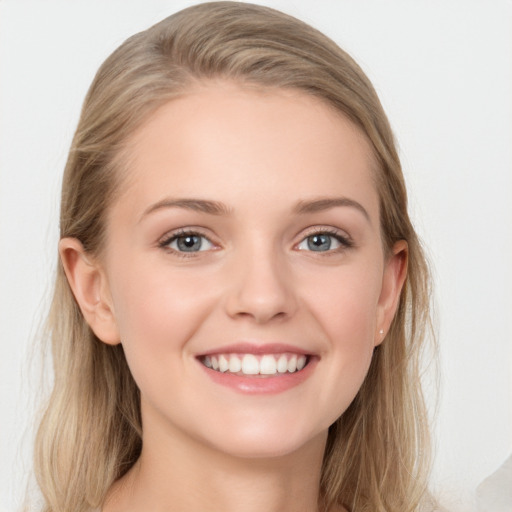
top-left (308, 234), bottom-right (331, 251)
top-left (178, 235), bottom-right (201, 251)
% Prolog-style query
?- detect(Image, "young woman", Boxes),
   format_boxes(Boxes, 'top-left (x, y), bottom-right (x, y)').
top-left (34, 3), bottom-right (435, 511)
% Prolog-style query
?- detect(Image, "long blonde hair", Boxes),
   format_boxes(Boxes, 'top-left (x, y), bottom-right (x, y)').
top-left (35, 3), bottom-right (435, 511)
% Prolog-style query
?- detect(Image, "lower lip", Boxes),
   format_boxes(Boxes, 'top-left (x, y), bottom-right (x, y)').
top-left (198, 357), bottom-right (318, 394)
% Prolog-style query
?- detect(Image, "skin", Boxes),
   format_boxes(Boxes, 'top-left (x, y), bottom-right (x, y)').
top-left (60, 82), bottom-right (407, 512)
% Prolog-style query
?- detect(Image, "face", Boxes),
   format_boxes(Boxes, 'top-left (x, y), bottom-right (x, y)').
top-left (66, 82), bottom-right (406, 460)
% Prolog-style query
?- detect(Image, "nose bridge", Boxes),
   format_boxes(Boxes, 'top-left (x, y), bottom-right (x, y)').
top-left (225, 235), bottom-right (296, 323)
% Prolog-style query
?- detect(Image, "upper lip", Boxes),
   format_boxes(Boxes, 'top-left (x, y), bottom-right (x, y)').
top-left (197, 342), bottom-right (313, 357)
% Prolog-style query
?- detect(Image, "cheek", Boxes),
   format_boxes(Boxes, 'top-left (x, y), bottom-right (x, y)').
top-left (108, 262), bottom-right (219, 380)
top-left (304, 263), bottom-right (381, 338)
top-left (301, 263), bottom-right (382, 388)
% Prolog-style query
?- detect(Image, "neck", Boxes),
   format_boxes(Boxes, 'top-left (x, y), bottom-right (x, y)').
top-left (104, 413), bottom-right (330, 512)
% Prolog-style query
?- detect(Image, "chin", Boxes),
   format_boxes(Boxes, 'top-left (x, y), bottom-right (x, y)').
top-left (196, 415), bottom-right (329, 461)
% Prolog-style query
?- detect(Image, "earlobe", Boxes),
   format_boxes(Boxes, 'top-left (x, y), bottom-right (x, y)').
top-left (375, 240), bottom-right (408, 346)
top-left (59, 238), bottom-right (120, 345)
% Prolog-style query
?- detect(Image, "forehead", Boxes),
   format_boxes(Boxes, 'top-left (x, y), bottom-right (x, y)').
top-left (114, 82), bottom-right (379, 221)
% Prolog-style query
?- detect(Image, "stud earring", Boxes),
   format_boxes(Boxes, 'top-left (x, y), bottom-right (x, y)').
top-left (379, 329), bottom-right (384, 335)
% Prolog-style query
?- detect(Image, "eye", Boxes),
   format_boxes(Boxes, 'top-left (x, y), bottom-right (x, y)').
top-left (296, 231), bottom-right (351, 252)
top-left (161, 231), bottom-right (215, 253)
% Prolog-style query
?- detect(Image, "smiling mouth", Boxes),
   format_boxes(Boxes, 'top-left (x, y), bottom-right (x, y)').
top-left (199, 352), bottom-right (310, 376)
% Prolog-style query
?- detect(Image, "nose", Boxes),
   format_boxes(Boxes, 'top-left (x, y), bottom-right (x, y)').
top-left (224, 247), bottom-right (297, 324)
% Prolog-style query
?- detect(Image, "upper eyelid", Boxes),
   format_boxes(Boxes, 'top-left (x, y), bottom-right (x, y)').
top-left (159, 227), bottom-right (215, 244)
top-left (298, 225), bottom-right (353, 241)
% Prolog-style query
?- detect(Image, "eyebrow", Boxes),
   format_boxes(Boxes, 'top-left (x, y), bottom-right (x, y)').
top-left (293, 197), bottom-right (371, 222)
top-left (140, 198), bottom-right (232, 222)
top-left (140, 196), bottom-right (370, 223)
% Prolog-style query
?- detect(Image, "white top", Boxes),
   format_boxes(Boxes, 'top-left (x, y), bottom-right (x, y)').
top-left (476, 454), bottom-right (512, 512)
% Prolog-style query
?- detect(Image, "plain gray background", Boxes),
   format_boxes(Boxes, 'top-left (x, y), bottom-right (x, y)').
top-left (1, 1), bottom-right (511, 511)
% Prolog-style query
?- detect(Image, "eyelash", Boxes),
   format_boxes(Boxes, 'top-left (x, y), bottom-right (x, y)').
top-left (158, 229), bottom-right (216, 258)
top-left (158, 227), bottom-right (354, 257)
top-left (297, 228), bottom-right (354, 254)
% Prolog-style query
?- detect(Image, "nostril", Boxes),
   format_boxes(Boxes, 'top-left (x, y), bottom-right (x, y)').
top-left (233, 308), bottom-right (288, 324)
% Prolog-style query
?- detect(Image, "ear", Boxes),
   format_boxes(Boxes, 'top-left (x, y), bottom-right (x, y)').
top-left (59, 237), bottom-right (120, 345)
top-left (375, 240), bottom-right (408, 346)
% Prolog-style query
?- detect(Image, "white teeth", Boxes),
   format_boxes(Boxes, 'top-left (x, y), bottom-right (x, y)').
top-left (219, 355), bottom-right (229, 372)
top-left (202, 352), bottom-right (309, 375)
top-left (241, 354), bottom-right (259, 375)
top-left (228, 355), bottom-right (241, 373)
top-left (287, 354), bottom-right (297, 372)
top-left (277, 354), bottom-right (288, 373)
top-left (260, 355), bottom-right (277, 375)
